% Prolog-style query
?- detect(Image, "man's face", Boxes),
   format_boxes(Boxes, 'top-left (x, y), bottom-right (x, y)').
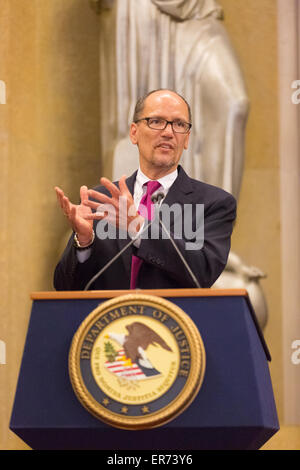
top-left (130, 91), bottom-right (190, 177)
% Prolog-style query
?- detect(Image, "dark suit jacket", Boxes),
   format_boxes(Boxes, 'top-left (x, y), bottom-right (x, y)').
top-left (54, 166), bottom-right (236, 290)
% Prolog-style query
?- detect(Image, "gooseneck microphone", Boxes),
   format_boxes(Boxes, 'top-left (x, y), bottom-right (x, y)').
top-left (84, 193), bottom-right (166, 290)
top-left (83, 192), bottom-right (201, 290)
top-left (83, 221), bottom-right (150, 291)
top-left (151, 193), bottom-right (201, 288)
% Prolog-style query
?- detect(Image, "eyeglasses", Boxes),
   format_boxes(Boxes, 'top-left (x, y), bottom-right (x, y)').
top-left (135, 117), bottom-right (192, 134)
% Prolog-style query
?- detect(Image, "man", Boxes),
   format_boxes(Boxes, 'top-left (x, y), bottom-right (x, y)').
top-left (54, 89), bottom-right (236, 290)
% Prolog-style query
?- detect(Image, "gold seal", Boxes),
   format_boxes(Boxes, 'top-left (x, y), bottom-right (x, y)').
top-left (69, 294), bottom-right (205, 430)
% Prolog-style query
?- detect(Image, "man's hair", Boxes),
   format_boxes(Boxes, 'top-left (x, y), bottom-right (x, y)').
top-left (133, 89), bottom-right (192, 124)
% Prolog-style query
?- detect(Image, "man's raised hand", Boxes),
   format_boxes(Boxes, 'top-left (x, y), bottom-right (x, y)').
top-left (83, 175), bottom-right (144, 235)
top-left (54, 185), bottom-right (94, 246)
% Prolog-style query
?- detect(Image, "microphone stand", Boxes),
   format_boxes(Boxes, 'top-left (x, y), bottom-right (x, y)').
top-left (151, 193), bottom-right (201, 288)
top-left (84, 193), bottom-right (201, 290)
top-left (83, 220), bottom-right (152, 291)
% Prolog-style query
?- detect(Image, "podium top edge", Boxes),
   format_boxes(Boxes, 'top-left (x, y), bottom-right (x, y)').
top-left (30, 288), bottom-right (248, 300)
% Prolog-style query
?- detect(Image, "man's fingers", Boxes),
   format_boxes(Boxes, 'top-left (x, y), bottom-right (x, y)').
top-left (118, 175), bottom-right (130, 197)
top-left (54, 186), bottom-right (65, 209)
top-left (100, 177), bottom-right (120, 198)
top-left (84, 213), bottom-right (105, 221)
top-left (69, 205), bottom-right (77, 222)
top-left (80, 185), bottom-right (88, 204)
top-left (83, 199), bottom-right (105, 211)
top-left (62, 195), bottom-right (72, 217)
top-left (54, 186), bottom-right (63, 196)
top-left (55, 187), bottom-right (74, 219)
top-left (87, 189), bottom-right (117, 206)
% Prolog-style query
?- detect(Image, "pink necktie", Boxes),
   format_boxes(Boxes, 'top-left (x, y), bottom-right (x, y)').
top-left (130, 180), bottom-right (161, 289)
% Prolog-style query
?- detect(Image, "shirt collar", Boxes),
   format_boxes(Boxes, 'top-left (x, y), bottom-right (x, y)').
top-left (136, 167), bottom-right (178, 192)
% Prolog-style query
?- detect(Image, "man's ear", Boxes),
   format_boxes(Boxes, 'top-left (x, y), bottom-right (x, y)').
top-left (130, 122), bottom-right (138, 145)
top-left (184, 131), bottom-right (190, 150)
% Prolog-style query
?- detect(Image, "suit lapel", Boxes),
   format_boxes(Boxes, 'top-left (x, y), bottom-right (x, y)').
top-left (115, 166), bottom-right (196, 281)
top-left (160, 166), bottom-right (198, 239)
top-left (163, 165), bottom-right (195, 206)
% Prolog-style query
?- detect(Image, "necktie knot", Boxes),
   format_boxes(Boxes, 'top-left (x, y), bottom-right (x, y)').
top-left (145, 180), bottom-right (161, 197)
top-left (138, 180), bottom-right (161, 221)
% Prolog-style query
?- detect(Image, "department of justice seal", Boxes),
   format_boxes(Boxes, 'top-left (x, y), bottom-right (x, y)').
top-left (69, 294), bottom-right (206, 430)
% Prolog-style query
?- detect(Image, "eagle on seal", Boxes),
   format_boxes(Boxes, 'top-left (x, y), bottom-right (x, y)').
top-left (106, 321), bottom-right (172, 369)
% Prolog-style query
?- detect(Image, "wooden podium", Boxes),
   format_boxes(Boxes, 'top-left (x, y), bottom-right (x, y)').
top-left (10, 289), bottom-right (279, 450)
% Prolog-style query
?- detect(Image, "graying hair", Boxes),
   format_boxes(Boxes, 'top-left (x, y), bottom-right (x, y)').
top-left (133, 89), bottom-right (192, 124)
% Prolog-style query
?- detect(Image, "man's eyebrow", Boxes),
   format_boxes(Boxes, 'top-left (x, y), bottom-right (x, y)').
top-left (148, 116), bottom-right (187, 121)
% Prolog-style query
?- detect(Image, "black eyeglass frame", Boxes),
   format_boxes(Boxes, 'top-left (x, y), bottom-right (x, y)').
top-left (134, 117), bottom-right (192, 134)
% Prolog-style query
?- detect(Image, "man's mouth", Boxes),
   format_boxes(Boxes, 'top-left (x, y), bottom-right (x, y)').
top-left (156, 142), bottom-right (174, 150)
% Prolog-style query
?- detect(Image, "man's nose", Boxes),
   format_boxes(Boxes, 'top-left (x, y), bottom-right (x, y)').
top-left (161, 122), bottom-right (174, 136)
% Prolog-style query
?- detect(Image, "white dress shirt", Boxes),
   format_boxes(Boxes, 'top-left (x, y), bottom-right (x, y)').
top-left (133, 167), bottom-right (178, 208)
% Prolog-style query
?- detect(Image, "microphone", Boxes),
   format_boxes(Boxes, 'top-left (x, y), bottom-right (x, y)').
top-left (83, 219), bottom-right (152, 291)
top-left (151, 193), bottom-right (201, 288)
top-left (84, 193), bottom-right (166, 290)
top-left (152, 192), bottom-right (165, 205)
top-left (84, 192), bottom-right (201, 290)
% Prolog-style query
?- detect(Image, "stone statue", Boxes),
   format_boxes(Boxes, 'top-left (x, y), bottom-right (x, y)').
top-left (90, 0), bottom-right (268, 329)
top-left (213, 252), bottom-right (268, 330)
top-left (95, 0), bottom-right (249, 200)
